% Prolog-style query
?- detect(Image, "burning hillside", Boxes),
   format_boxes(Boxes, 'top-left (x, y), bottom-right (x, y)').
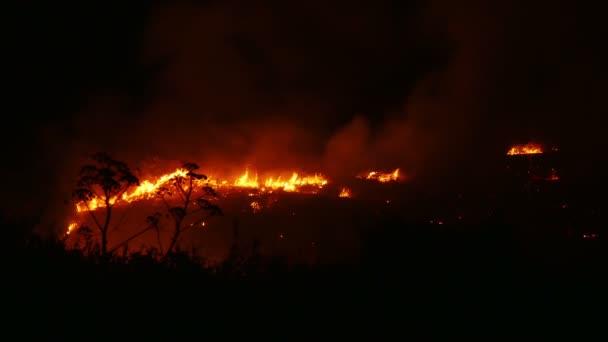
top-left (60, 141), bottom-right (572, 263)
top-left (74, 167), bottom-right (403, 213)
top-left (75, 168), bottom-right (330, 213)
top-left (67, 163), bottom-right (404, 237)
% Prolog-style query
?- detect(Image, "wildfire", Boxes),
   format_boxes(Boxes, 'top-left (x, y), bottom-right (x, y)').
top-left (507, 143), bottom-right (543, 155)
top-left (66, 222), bottom-right (78, 235)
top-left (70, 163), bottom-right (410, 239)
top-left (359, 169), bottom-right (401, 183)
top-left (234, 170), bottom-right (259, 188)
top-left (124, 169), bottom-right (189, 202)
top-left (264, 173), bottom-right (328, 192)
top-left (339, 187), bottom-right (352, 198)
top-left (76, 168), bottom-right (329, 212)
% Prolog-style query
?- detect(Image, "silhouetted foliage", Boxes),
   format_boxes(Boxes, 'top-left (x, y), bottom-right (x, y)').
top-left (155, 162), bottom-right (223, 258)
top-left (5, 204), bottom-right (608, 337)
top-left (11, 150), bottom-right (608, 336)
top-left (72, 152), bottom-right (139, 255)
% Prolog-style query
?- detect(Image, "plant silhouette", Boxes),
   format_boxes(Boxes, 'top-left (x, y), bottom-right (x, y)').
top-left (72, 152), bottom-right (139, 256)
top-left (154, 162), bottom-right (222, 259)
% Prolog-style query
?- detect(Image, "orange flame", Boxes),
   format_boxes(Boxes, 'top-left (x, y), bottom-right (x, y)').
top-left (360, 169), bottom-right (401, 183)
top-left (76, 168), bottom-right (329, 212)
top-left (507, 143), bottom-right (543, 155)
top-left (66, 222), bottom-right (78, 235)
top-left (264, 172), bottom-right (328, 192)
top-left (339, 187), bottom-right (352, 198)
top-left (69, 165), bottom-right (410, 235)
top-left (234, 170), bottom-right (259, 188)
top-left (124, 169), bottom-right (188, 202)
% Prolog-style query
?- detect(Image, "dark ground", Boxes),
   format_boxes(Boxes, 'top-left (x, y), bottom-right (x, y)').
top-left (4, 202), bottom-right (607, 339)
top-left (4, 152), bottom-right (607, 339)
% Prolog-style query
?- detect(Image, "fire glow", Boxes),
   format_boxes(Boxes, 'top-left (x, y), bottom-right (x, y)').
top-left (74, 167), bottom-right (406, 214)
top-left (358, 169), bottom-right (401, 183)
top-left (231, 170), bottom-right (329, 192)
top-left (77, 168), bottom-right (330, 212)
top-left (339, 187), bottom-right (352, 198)
top-left (507, 143), bottom-right (543, 155)
top-left (66, 222), bottom-right (78, 235)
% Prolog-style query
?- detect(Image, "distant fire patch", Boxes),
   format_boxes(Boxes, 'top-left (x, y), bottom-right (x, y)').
top-left (507, 143), bottom-right (543, 155)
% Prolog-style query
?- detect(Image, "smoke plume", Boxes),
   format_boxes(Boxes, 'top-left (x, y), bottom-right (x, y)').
top-left (6, 0), bottom-right (608, 223)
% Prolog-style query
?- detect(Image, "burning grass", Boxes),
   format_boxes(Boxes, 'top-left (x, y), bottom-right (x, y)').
top-left (75, 167), bottom-right (403, 214)
top-left (67, 156), bottom-right (406, 256)
top-left (507, 143), bottom-right (543, 155)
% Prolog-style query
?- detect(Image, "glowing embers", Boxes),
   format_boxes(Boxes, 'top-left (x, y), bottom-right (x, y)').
top-left (529, 168), bottom-right (560, 182)
top-left (507, 143), bottom-right (543, 155)
top-left (358, 169), bottom-right (401, 183)
top-left (250, 201), bottom-right (262, 214)
top-left (548, 168), bottom-right (559, 181)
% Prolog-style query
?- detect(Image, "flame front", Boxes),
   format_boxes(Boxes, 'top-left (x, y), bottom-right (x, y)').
top-left (360, 169), bottom-right (401, 183)
top-left (234, 170), bottom-right (259, 188)
top-left (507, 143), bottom-right (543, 155)
top-left (264, 173), bottom-right (328, 192)
top-left (70, 164), bottom-right (410, 238)
top-left (77, 168), bottom-right (329, 212)
top-left (76, 168), bottom-right (188, 212)
top-left (124, 169), bottom-right (189, 202)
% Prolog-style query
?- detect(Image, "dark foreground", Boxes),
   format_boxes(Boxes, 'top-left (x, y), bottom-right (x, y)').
top-left (4, 219), bottom-right (607, 339)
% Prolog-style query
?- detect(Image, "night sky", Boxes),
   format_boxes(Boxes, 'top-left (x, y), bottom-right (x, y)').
top-left (5, 0), bottom-right (607, 220)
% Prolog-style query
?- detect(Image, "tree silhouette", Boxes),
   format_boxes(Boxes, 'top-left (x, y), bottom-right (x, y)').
top-left (72, 152), bottom-right (139, 256)
top-left (155, 162), bottom-right (222, 258)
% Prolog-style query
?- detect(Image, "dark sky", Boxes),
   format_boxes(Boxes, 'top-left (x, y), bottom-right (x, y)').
top-left (5, 0), bottom-right (607, 219)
